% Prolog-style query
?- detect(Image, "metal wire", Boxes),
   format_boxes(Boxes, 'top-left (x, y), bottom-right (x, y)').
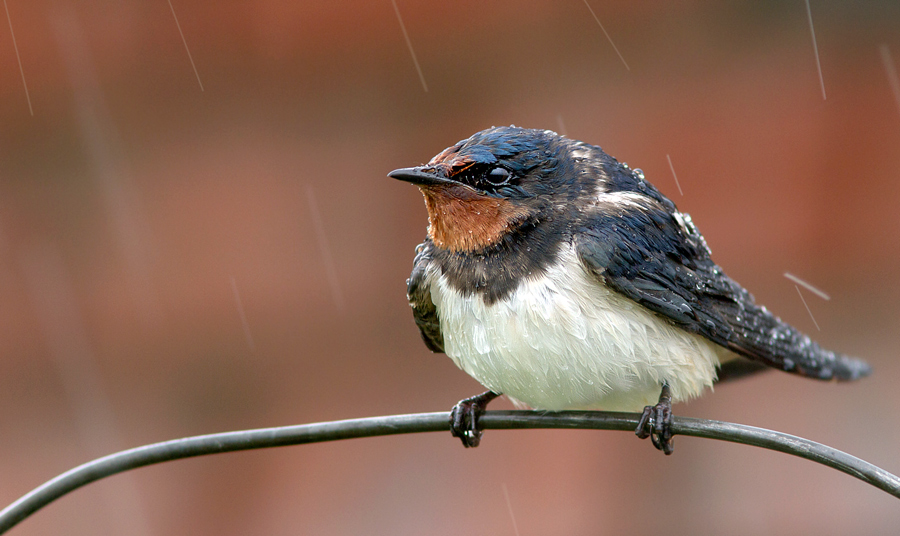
top-left (1, 410), bottom-right (897, 534)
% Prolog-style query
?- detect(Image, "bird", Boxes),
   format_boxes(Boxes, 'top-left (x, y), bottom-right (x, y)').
top-left (388, 126), bottom-right (870, 454)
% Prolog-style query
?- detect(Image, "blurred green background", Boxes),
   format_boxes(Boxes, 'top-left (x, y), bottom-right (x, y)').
top-left (1, 1), bottom-right (899, 534)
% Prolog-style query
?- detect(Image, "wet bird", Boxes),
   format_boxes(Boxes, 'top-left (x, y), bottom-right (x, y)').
top-left (389, 126), bottom-right (870, 454)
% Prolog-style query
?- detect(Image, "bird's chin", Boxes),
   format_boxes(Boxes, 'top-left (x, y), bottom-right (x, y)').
top-left (420, 186), bottom-right (534, 252)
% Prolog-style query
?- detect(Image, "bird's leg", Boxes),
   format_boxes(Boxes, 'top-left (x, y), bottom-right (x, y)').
top-left (635, 383), bottom-right (675, 455)
top-left (450, 390), bottom-right (500, 448)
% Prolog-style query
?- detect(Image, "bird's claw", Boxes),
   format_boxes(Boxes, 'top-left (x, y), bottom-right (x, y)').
top-left (450, 390), bottom-right (499, 448)
top-left (636, 384), bottom-right (675, 455)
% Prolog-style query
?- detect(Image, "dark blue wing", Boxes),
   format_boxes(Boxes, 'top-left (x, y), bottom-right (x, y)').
top-left (575, 204), bottom-right (870, 381)
top-left (407, 240), bottom-right (444, 353)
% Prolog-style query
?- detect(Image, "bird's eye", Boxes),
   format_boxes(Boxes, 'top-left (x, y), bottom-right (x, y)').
top-left (485, 167), bottom-right (511, 186)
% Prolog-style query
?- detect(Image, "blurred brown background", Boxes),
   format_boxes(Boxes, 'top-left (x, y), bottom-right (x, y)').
top-left (1, 1), bottom-right (899, 534)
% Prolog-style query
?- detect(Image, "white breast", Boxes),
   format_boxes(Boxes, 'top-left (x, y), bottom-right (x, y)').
top-left (426, 244), bottom-right (726, 411)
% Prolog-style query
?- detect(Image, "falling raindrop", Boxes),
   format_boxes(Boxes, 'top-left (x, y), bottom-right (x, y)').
top-left (230, 276), bottom-right (256, 352)
top-left (305, 184), bottom-right (346, 312)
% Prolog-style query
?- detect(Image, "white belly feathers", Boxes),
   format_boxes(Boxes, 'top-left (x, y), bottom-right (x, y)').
top-left (426, 244), bottom-right (724, 411)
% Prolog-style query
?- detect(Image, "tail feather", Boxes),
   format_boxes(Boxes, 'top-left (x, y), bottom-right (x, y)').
top-left (832, 354), bottom-right (872, 381)
top-left (724, 301), bottom-right (872, 383)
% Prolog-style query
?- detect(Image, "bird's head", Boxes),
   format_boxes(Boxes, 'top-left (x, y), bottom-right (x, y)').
top-left (389, 126), bottom-right (591, 252)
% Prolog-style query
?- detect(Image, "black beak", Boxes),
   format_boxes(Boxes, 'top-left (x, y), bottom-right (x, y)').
top-left (388, 167), bottom-right (457, 187)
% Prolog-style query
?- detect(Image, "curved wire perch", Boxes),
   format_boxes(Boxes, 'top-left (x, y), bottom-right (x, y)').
top-left (1, 410), bottom-right (898, 534)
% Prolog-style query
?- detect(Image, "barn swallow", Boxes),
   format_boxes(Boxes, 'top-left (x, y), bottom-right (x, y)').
top-left (389, 126), bottom-right (870, 454)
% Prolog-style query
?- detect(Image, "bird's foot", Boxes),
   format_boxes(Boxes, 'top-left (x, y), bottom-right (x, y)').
top-left (450, 390), bottom-right (499, 448)
top-left (635, 383), bottom-right (675, 455)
